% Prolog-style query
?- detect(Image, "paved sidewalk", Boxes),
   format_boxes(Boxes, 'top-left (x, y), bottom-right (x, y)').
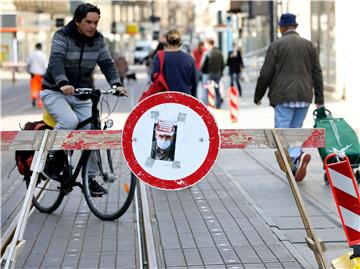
top-left (148, 157), bottom-right (307, 268)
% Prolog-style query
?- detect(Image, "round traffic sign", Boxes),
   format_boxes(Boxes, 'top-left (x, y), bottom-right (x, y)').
top-left (122, 92), bottom-right (220, 190)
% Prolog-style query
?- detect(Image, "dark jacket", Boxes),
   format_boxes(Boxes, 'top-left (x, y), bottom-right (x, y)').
top-left (151, 50), bottom-right (197, 97)
top-left (42, 20), bottom-right (121, 90)
top-left (200, 47), bottom-right (224, 76)
top-left (254, 31), bottom-right (324, 106)
top-left (226, 50), bottom-right (244, 74)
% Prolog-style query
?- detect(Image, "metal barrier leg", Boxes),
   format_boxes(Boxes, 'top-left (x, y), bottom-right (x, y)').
top-left (272, 129), bottom-right (328, 269)
top-left (1, 130), bottom-right (54, 269)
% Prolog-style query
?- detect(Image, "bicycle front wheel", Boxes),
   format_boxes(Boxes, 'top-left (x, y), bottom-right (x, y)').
top-left (83, 150), bottom-right (136, 221)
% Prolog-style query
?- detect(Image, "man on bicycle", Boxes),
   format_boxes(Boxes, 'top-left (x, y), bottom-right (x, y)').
top-left (40, 3), bottom-right (127, 196)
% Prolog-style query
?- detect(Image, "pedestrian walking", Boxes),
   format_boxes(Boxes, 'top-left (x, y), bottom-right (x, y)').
top-left (192, 41), bottom-right (206, 97)
top-left (226, 42), bottom-right (244, 97)
top-left (114, 54), bottom-right (128, 85)
top-left (254, 13), bottom-right (324, 182)
top-left (151, 29), bottom-right (197, 97)
top-left (200, 38), bottom-right (225, 108)
top-left (27, 43), bottom-right (48, 107)
top-left (40, 3), bottom-right (127, 196)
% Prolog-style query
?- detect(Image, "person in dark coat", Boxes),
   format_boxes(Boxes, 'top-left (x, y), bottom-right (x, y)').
top-left (254, 13), bottom-right (324, 182)
top-left (226, 42), bottom-right (244, 97)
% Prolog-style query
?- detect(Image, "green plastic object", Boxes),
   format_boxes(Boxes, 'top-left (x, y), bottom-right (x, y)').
top-left (313, 107), bottom-right (360, 168)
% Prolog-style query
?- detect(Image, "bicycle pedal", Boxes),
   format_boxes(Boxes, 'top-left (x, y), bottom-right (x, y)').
top-left (61, 184), bottom-right (73, 194)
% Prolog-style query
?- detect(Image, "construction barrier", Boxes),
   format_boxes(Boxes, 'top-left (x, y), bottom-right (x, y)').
top-left (228, 86), bottom-right (239, 123)
top-left (206, 80), bottom-right (216, 109)
top-left (0, 128), bottom-right (327, 268)
top-left (325, 152), bottom-right (360, 268)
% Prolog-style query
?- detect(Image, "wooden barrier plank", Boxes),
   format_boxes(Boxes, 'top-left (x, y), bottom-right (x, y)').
top-left (0, 128), bottom-right (325, 151)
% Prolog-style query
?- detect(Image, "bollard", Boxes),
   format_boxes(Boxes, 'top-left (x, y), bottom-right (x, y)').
top-left (324, 153), bottom-right (360, 269)
top-left (228, 86), bottom-right (239, 123)
top-left (206, 80), bottom-right (216, 109)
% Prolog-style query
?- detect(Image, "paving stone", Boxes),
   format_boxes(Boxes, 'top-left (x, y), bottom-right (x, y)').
top-left (194, 232), bottom-right (216, 248)
top-left (102, 235), bottom-right (117, 252)
top-left (218, 218), bottom-right (240, 232)
top-left (189, 219), bottom-right (209, 233)
top-left (198, 247), bottom-right (223, 265)
top-left (225, 231), bottom-right (250, 247)
top-left (183, 248), bottom-right (203, 266)
top-left (160, 231), bottom-right (181, 249)
top-left (117, 250), bottom-right (136, 269)
top-left (242, 264), bottom-right (266, 269)
top-left (164, 249), bottom-right (187, 267)
top-left (227, 264), bottom-right (245, 269)
top-left (179, 233), bottom-right (197, 249)
top-left (269, 245), bottom-right (296, 263)
top-left (218, 246), bottom-right (241, 264)
top-left (159, 220), bottom-right (177, 233)
top-left (243, 229), bottom-right (266, 246)
top-left (253, 246), bottom-right (278, 263)
top-left (234, 246), bottom-right (262, 264)
top-left (264, 263), bottom-right (283, 268)
top-left (172, 210), bottom-right (188, 222)
top-left (99, 252), bottom-right (116, 269)
top-left (280, 261), bottom-right (303, 268)
top-left (78, 252), bottom-right (100, 268)
top-left (62, 252), bottom-right (80, 268)
top-left (82, 237), bottom-right (102, 253)
top-left (175, 220), bottom-right (192, 234)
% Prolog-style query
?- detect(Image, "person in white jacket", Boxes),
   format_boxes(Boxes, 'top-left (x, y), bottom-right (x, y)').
top-left (27, 43), bottom-right (48, 106)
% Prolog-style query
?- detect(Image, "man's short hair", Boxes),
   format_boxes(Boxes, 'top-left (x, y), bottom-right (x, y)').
top-left (73, 3), bottom-right (100, 23)
top-left (35, 43), bottom-right (42, 50)
top-left (207, 38), bottom-right (215, 46)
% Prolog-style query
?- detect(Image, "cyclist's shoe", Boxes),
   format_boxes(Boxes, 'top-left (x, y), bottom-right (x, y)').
top-left (89, 179), bottom-right (108, 197)
top-left (42, 154), bottom-right (60, 181)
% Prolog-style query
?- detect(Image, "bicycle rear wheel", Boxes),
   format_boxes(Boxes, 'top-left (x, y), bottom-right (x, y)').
top-left (83, 150), bottom-right (136, 221)
top-left (25, 173), bottom-right (64, 214)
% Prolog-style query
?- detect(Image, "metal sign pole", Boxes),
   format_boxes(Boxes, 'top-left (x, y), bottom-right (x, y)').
top-left (271, 129), bottom-right (328, 269)
top-left (2, 130), bottom-right (53, 269)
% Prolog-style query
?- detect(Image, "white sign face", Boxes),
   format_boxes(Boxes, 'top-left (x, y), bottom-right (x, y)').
top-left (132, 103), bottom-right (210, 180)
top-left (122, 92), bottom-right (220, 190)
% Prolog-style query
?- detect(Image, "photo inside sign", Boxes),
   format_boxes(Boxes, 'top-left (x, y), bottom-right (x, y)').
top-left (131, 103), bottom-right (210, 181)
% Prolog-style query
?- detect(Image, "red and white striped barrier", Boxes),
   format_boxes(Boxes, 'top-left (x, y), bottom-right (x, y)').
top-left (325, 153), bottom-right (360, 246)
top-left (206, 80), bottom-right (216, 109)
top-left (228, 86), bottom-right (239, 123)
top-left (1, 128), bottom-right (325, 151)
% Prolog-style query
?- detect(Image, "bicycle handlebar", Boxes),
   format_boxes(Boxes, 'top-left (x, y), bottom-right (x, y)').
top-left (75, 88), bottom-right (116, 95)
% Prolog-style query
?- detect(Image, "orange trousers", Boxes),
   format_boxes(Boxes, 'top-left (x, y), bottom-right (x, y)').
top-left (30, 74), bottom-right (43, 107)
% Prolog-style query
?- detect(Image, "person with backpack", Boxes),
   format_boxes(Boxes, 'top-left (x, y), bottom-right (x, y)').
top-left (150, 29), bottom-right (197, 97)
top-left (40, 3), bottom-right (127, 196)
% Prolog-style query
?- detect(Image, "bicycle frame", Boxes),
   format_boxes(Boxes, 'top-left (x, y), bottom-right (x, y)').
top-left (61, 89), bottom-right (108, 191)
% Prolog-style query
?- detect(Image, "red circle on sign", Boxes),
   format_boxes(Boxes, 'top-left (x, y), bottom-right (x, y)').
top-left (122, 92), bottom-right (220, 190)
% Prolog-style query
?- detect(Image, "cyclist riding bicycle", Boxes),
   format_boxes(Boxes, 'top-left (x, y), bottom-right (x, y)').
top-left (40, 3), bottom-right (127, 197)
